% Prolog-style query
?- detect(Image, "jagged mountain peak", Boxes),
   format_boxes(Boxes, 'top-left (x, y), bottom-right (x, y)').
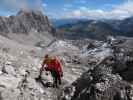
top-left (0, 9), bottom-right (52, 34)
top-left (0, 9), bottom-right (54, 46)
top-left (17, 9), bottom-right (44, 17)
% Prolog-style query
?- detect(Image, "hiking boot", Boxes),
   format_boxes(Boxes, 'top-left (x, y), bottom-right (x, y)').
top-left (53, 83), bottom-right (59, 88)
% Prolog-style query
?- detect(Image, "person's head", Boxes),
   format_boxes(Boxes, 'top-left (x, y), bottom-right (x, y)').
top-left (51, 55), bottom-right (55, 59)
top-left (52, 55), bottom-right (58, 61)
top-left (44, 54), bottom-right (49, 58)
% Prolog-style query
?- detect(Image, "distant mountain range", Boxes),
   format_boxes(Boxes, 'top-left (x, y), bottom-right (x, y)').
top-left (0, 10), bottom-right (133, 42)
top-left (51, 18), bottom-right (85, 27)
top-left (53, 17), bottom-right (133, 40)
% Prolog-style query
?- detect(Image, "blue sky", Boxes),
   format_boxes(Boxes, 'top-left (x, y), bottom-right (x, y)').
top-left (43, 0), bottom-right (125, 19)
top-left (0, 0), bottom-right (133, 19)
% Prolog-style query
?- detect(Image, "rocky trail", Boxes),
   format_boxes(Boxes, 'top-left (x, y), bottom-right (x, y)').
top-left (0, 39), bottom-right (90, 100)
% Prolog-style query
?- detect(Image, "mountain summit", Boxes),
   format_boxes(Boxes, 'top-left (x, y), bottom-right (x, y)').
top-left (0, 9), bottom-right (52, 35)
top-left (0, 10), bottom-right (54, 46)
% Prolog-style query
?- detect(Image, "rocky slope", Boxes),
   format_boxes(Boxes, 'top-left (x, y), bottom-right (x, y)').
top-left (109, 17), bottom-right (133, 37)
top-left (0, 33), bottom-right (91, 100)
top-left (58, 37), bottom-right (133, 100)
top-left (0, 32), bottom-right (133, 100)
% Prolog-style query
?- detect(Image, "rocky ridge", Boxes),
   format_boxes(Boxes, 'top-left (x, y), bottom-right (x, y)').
top-left (58, 37), bottom-right (133, 100)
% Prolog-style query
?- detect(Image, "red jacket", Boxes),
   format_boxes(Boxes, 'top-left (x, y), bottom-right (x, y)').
top-left (42, 57), bottom-right (62, 77)
top-left (52, 58), bottom-right (62, 76)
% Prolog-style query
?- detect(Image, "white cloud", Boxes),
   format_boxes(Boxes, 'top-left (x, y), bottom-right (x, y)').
top-left (61, 1), bottom-right (133, 19)
top-left (42, 3), bottom-right (47, 7)
top-left (63, 8), bottom-right (69, 11)
top-left (73, 10), bottom-right (81, 17)
top-left (0, 0), bottom-right (43, 12)
top-left (79, 7), bottom-right (88, 11)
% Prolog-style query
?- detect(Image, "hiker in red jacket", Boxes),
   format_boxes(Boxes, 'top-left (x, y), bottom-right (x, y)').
top-left (40, 54), bottom-right (63, 88)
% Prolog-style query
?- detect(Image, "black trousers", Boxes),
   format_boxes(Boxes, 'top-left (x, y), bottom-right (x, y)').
top-left (51, 70), bottom-right (61, 87)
